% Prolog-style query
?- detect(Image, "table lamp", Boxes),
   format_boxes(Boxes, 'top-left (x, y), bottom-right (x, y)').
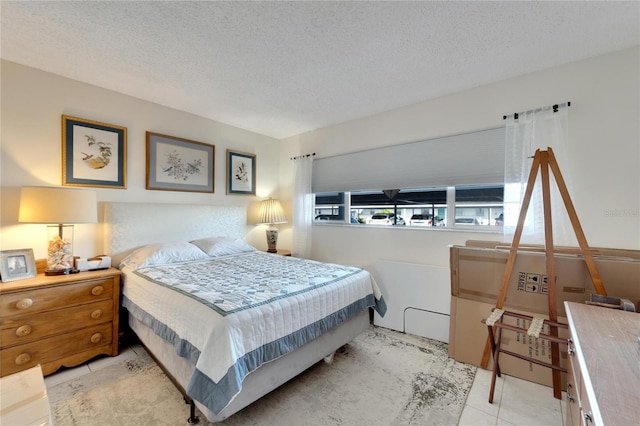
top-left (19, 186), bottom-right (97, 275)
top-left (257, 198), bottom-right (288, 253)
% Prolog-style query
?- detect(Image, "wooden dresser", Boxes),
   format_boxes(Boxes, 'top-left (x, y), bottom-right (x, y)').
top-left (0, 268), bottom-right (121, 377)
top-left (564, 301), bottom-right (640, 425)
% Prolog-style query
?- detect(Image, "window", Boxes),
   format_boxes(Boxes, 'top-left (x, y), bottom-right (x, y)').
top-left (311, 127), bottom-right (505, 228)
top-left (454, 186), bottom-right (504, 227)
top-left (314, 192), bottom-right (351, 223)
top-left (314, 185), bottom-right (503, 228)
top-left (350, 188), bottom-right (446, 226)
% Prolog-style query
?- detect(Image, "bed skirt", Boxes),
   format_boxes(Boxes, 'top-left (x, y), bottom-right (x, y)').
top-left (128, 310), bottom-right (370, 422)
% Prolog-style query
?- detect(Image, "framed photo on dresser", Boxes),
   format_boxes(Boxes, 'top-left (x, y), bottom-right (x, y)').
top-left (0, 249), bottom-right (37, 282)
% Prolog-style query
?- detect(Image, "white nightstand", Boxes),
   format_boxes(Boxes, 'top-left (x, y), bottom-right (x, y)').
top-left (0, 364), bottom-right (52, 425)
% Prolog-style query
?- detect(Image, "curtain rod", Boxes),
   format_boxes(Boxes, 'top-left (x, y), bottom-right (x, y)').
top-left (503, 101), bottom-right (571, 120)
top-left (290, 152), bottom-right (316, 160)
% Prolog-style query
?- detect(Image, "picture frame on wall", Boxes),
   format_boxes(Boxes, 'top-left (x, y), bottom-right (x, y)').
top-left (62, 115), bottom-right (127, 189)
top-left (146, 132), bottom-right (215, 193)
top-left (0, 249), bottom-right (37, 282)
top-left (226, 149), bottom-right (256, 195)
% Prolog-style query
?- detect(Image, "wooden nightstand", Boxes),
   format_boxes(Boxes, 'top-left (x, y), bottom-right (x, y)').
top-left (0, 268), bottom-right (121, 377)
top-left (269, 249), bottom-right (291, 256)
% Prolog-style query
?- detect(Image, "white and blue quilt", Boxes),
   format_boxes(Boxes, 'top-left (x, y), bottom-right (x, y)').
top-left (121, 251), bottom-right (385, 414)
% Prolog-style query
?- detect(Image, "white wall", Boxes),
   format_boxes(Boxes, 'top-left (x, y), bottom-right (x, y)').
top-left (1, 60), bottom-right (282, 259)
top-left (281, 47), bottom-right (640, 270)
top-left (3, 47), bottom-right (638, 269)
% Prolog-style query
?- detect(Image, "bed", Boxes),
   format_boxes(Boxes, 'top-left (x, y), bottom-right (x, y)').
top-left (103, 202), bottom-right (385, 423)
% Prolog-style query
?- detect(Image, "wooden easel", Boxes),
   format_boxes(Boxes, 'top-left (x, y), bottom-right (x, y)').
top-left (481, 147), bottom-right (607, 401)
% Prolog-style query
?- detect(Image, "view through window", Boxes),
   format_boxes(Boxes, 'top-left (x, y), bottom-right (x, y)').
top-left (314, 185), bottom-right (504, 228)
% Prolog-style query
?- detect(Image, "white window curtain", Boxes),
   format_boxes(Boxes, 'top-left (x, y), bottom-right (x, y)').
top-left (503, 106), bottom-right (576, 246)
top-left (292, 155), bottom-right (314, 258)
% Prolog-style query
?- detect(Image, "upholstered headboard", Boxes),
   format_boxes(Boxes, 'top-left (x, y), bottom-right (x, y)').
top-left (103, 202), bottom-right (247, 265)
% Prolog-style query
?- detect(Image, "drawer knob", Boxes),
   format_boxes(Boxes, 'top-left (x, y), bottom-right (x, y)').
top-left (16, 324), bottom-right (32, 337)
top-left (90, 332), bottom-right (103, 344)
top-left (567, 393), bottom-right (575, 403)
top-left (91, 309), bottom-right (103, 319)
top-left (584, 411), bottom-right (594, 423)
top-left (15, 353), bottom-right (31, 365)
top-left (16, 298), bottom-right (33, 310)
top-left (567, 347), bottom-right (575, 356)
top-left (91, 286), bottom-right (104, 296)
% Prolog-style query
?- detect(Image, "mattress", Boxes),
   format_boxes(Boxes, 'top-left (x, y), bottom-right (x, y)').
top-left (121, 250), bottom-right (385, 415)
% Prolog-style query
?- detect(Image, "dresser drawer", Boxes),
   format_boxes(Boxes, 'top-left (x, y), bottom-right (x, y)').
top-left (578, 375), bottom-right (595, 425)
top-left (0, 299), bottom-right (113, 348)
top-left (567, 338), bottom-right (582, 401)
top-left (566, 342), bottom-right (582, 426)
top-left (566, 391), bottom-right (581, 426)
top-left (0, 322), bottom-right (113, 377)
top-left (0, 277), bottom-right (114, 318)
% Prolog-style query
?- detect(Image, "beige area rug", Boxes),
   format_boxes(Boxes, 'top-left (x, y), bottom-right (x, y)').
top-left (49, 327), bottom-right (476, 425)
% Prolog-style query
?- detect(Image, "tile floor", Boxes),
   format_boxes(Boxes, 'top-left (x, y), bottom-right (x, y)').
top-left (45, 341), bottom-right (566, 426)
top-left (459, 368), bottom-right (566, 426)
top-left (43, 344), bottom-right (146, 389)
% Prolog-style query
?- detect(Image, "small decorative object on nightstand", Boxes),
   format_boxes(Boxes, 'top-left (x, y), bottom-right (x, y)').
top-left (257, 198), bottom-right (288, 253)
top-left (0, 268), bottom-right (121, 378)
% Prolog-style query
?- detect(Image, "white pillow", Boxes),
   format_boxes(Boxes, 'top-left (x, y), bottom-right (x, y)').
top-left (190, 236), bottom-right (256, 257)
top-left (120, 241), bottom-right (208, 269)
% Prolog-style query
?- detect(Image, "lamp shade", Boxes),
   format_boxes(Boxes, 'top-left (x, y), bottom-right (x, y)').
top-left (19, 186), bottom-right (98, 224)
top-left (257, 198), bottom-right (287, 225)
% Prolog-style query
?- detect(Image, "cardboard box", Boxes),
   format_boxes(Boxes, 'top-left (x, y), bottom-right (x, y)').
top-left (462, 239), bottom-right (640, 261)
top-left (450, 244), bottom-right (640, 317)
top-left (448, 242), bottom-right (640, 388)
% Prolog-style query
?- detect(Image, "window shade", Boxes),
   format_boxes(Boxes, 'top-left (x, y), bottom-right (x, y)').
top-left (312, 127), bottom-right (505, 193)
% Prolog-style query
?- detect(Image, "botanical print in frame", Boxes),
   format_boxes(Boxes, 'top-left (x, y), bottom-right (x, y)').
top-left (226, 150), bottom-right (256, 195)
top-left (0, 249), bottom-right (37, 282)
top-left (146, 132), bottom-right (215, 193)
top-left (62, 115), bottom-right (127, 188)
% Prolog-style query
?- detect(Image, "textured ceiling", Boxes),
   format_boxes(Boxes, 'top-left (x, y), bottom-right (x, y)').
top-left (1, 1), bottom-right (638, 139)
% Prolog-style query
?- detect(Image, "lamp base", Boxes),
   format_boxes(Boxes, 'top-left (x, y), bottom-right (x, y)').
top-left (265, 229), bottom-right (279, 253)
top-left (47, 224), bottom-right (75, 273)
top-left (45, 268), bottom-right (73, 276)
